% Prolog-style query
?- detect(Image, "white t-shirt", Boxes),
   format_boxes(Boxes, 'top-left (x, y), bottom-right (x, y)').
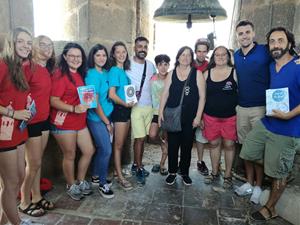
top-left (126, 57), bottom-right (156, 106)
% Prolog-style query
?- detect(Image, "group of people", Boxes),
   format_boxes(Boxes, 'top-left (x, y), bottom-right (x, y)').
top-left (0, 18), bottom-right (300, 225)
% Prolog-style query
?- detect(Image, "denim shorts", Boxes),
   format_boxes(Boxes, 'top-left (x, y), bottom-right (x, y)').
top-left (50, 124), bottom-right (77, 135)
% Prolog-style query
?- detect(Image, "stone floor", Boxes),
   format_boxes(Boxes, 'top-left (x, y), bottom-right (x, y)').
top-left (21, 143), bottom-right (293, 225)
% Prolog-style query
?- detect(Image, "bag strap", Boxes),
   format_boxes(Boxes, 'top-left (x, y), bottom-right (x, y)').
top-left (139, 61), bottom-right (147, 92)
top-left (179, 68), bottom-right (193, 105)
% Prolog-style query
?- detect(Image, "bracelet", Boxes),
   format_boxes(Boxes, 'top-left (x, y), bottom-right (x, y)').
top-left (106, 123), bottom-right (110, 126)
top-left (7, 109), bottom-right (14, 118)
top-left (11, 110), bottom-right (15, 118)
top-left (6, 108), bottom-right (10, 116)
top-left (72, 105), bottom-right (75, 113)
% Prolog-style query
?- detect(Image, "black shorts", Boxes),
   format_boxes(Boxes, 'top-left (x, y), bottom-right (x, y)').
top-left (27, 120), bottom-right (50, 138)
top-left (151, 115), bottom-right (158, 124)
top-left (111, 104), bottom-right (131, 123)
top-left (0, 141), bottom-right (25, 152)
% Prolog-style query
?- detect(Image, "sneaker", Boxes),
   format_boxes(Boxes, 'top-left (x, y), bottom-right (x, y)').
top-left (78, 180), bottom-right (93, 195)
top-left (141, 167), bottom-right (150, 177)
top-left (204, 173), bottom-right (219, 184)
top-left (131, 164), bottom-right (149, 177)
top-left (20, 219), bottom-right (44, 225)
top-left (197, 161), bottom-right (209, 176)
top-left (250, 186), bottom-right (262, 204)
top-left (234, 182), bottom-right (253, 196)
top-left (91, 176), bottom-right (99, 185)
top-left (136, 168), bottom-right (146, 185)
top-left (166, 174), bottom-right (176, 185)
top-left (67, 184), bottom-right (84, 201)
top-left (131, 164), bottom-right (138, 175)
top-left (98, 183), bottom-right (114, 199)
top-left (182, 175), bottom-right (192, 185)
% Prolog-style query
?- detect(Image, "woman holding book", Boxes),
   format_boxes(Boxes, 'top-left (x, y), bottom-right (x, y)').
top-left (0, 27), bottom-right (34, 225)
top-left (50, 42), bottom-right (94, 201)
top-left (19, 35), bottom-right (55, 217)
top-left (108, 41), bottom-right (134, 190)
top-left (85, 44), bottom-right (114, 198)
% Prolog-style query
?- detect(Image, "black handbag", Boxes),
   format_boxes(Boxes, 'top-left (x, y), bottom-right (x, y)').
top-left (161, 69), bottom-right (192, 132)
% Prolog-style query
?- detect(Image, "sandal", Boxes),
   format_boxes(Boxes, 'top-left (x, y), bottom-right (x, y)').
top-left (204, 173), bottom-right (219, 184)
top-left (117, 178), bottom-right (133, 191)
top-left (34, 197), bottom-right (54, 210)
top-left (151, 164), bottom-right (160, 173)
top-left (251, 205), bottom-right (278, 221)
top-left (223, 176), bottom-right (233, 189)
top-left (160, 167), bottom-right (168, 176)
top-left (19, 203), bottom-right (46, 217)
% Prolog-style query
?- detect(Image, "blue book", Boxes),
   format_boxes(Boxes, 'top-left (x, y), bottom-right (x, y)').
top-left (77, 85), bottom-right (97, 108)
top-left (19, 100), bottom-right (37, 131)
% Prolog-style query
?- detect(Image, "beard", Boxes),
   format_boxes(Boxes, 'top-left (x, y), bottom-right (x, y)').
top-left (270, 45), bottom-right (289, 59)
top-left (136, 51), bottom-right (147, 59)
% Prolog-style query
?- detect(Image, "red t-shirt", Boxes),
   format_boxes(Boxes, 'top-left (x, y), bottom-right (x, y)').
top-left (0, 61), bottom-right (30, 149)
top-left (194, 60), bottom-right (208, 72)
top-left (50, 70), bottom-right (86, 130)
top-left (27, 64), bottom-right (52, 124)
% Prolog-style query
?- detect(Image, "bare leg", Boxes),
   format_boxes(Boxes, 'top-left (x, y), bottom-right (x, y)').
top-left (113, 122), bottom-right (130, 181)
top-left (0, 145), bottom-right (26, 225)
top-left (208, 138), bottom-right (222, 175)
top-left (254, 164), bottom-right (264, 187)
top-left (53, 133), bottom-right (77, 185)
top-left (222, 139), bottom-right (235, 178)
top-left (196, 141), bottom-right (205, 162)
top-left (134, 137), bottom-right (145, 168)
top-left (76, 128), bottom-right (95, 181)
top-left (31, 131), bottom-right (49, 203)
top-left (244, 160), bottom-right (255, 186)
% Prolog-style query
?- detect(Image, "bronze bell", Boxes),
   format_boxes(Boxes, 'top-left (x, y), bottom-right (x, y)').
top-left (153, 0), bottom-right (227, 22)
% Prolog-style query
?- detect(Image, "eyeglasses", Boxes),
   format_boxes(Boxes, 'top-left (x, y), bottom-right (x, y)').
top-left (215, 53), bottom-right (227, 58)
top-left (39, 42), bottom-right (53, 50)
top-left (66, 54), bottom-right (82, 60)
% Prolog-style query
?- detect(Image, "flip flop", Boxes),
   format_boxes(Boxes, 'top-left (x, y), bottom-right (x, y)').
top-left (251, 205), bottom-right (278, 221)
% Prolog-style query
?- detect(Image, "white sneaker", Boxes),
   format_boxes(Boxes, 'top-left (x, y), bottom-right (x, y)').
top-left (234, 182), bottom-right (253, 196)
top-left (250, 186), bottom-right (262, 204)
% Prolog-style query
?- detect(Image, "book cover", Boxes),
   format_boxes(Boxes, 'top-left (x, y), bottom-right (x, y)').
top-left (19, 100), bottom-right (37, 131)
top-left (266, 87), bottom-right (289, 115)
top-left (77, 85), bottom-right (97, 108)
top-left (124, 84), bottom-right (137, 104)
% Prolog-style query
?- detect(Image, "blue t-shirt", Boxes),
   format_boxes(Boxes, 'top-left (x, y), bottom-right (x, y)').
top-left (108, 66), bottom-right (130, 102)
top-left (85, 68), bottom-right (113, 122)
top-left (262, 58), bottom-right (300, 137)
top-left (234, 44), bottom-right (272, 107)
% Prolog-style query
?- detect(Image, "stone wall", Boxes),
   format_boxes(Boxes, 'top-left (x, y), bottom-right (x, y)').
top-left (229, 0), bottom-right (300, 48)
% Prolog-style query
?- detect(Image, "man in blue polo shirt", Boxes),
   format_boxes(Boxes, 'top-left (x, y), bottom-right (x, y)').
top-left (240, 27), bottom-right (300, 221)
top-left (234, 20), bottom-right (272, 204)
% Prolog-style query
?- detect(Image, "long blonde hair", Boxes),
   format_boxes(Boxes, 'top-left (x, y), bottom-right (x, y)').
top-left (1, 27), bottom-right (32, 91)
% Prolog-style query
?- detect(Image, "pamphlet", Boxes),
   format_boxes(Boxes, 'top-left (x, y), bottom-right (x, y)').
top-left (77, 85), bottom-right (97, 108)
top-left (19, 100), bottom-right (37, 131)
top-left (124, 84), bottom-right (138, 104)
top-left (266, 87), bottom-right (289, 115)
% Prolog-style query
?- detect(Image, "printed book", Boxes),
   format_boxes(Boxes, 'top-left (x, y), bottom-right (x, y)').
top-left (20, 100), bottom-right (37, 131)
top-left (266, 87), bottom-right (289, 115)
top-left (77, 85), bottom-right (97, 108)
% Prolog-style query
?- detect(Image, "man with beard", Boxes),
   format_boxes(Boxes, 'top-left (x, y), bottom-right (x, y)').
top-left (126, 37), bottom-right (156, 185)
top-left (240, 27), bottom-right (300, 221)
top-left (234, 20), bottom-right (272, 204)
top-left (193, 38), bottom-right (210, 176)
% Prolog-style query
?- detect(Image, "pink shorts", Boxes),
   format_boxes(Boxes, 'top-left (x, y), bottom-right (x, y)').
top-left (203, 113), bottom-right (237, 141)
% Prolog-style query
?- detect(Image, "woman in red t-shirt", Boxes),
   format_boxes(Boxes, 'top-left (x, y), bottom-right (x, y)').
top-left (19, 35), bottom-right (55, 217)
top-left (0, 27), bottom-right (33, 225)
top-left (50, 43), bottom-right (94, 201)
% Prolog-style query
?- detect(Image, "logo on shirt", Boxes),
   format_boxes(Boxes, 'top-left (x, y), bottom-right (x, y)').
top-left (223, 81), bottom-right (233, 91)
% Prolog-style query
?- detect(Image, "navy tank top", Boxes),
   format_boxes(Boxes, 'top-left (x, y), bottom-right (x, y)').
top-left (204, 68), bottom-right (238, 118)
